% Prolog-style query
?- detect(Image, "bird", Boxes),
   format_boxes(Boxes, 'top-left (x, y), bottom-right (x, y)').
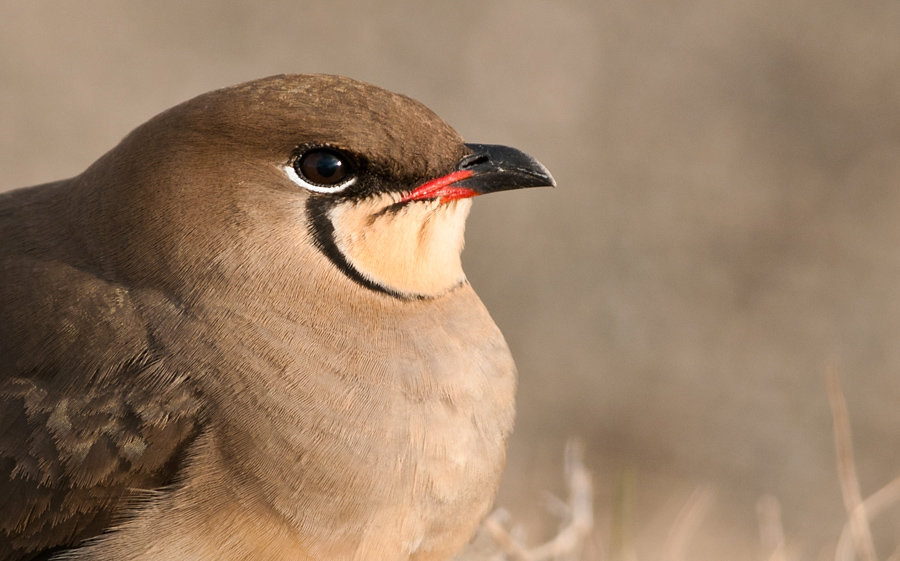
top-left (0, 74), bottom-right (555, 561)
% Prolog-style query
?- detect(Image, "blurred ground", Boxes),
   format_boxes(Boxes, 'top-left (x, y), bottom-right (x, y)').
top-left (2, 2), bottom-right (900, 559)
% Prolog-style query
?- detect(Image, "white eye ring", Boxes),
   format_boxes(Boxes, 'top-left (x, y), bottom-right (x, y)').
top-left (284, 164), bottom-right (357, 194)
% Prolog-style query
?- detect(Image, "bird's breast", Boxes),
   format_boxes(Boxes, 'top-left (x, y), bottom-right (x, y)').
top-left (153, 285), bottom-right (517, 561)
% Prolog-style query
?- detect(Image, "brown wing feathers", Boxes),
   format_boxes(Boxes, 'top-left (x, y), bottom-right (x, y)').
top-left (0, 261), bottom-right (202, 560)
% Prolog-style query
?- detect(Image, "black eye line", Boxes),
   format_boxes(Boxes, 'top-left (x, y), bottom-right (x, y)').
top-left (289, 145), bottom-right (445, 204)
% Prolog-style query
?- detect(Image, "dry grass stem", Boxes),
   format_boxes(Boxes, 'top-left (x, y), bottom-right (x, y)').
top-left (834, 476), bottom-right (900, 561)
top-left (826, 366), bottom-right (878, 561)
top-left (482, 439), bottom-right (594, 561)
top-left (661, 486), bottom-right (715, 561)
top-left (471, 368), bottom-right (900, 561)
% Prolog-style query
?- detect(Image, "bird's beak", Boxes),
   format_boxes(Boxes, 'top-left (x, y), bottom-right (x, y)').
top-left (400, 143), bottom-right (556, 204)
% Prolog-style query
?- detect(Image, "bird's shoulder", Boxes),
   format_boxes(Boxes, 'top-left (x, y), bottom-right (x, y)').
top-left (0, 243), bottom-right (203, 561)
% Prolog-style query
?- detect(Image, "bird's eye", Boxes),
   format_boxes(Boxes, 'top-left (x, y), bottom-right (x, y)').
top-left (286, 148), bottom-right (356, 193)
top-left (298, 149), bottom-right (349, 185)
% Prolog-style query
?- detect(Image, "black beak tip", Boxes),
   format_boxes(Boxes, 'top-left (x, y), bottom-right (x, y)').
top-left (535, 161), bottom-right (558, 189)
top-left (456, 143), bottom-right (556, 194)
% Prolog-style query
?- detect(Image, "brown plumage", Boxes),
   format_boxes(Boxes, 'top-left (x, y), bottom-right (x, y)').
top-left (0, 74), bottom-right (554, 561)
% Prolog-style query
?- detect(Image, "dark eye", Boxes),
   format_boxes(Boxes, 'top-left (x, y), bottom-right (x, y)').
top-left (294, 148), bottom-right (353, 187)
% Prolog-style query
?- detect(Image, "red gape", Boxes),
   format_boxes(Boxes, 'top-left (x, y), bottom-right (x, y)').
top-left (399, 170), bottom-right (476, 204)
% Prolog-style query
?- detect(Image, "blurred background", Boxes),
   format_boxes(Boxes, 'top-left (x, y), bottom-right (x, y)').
top-left (2, 2), bottom-right (900, 559)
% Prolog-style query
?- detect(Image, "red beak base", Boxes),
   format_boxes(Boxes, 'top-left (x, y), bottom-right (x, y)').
top-left (399, 170), bottom-right (477, 204)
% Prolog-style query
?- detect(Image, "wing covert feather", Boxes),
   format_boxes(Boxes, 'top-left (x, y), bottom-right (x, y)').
top-left (0, 257), bottom-right (202, 561)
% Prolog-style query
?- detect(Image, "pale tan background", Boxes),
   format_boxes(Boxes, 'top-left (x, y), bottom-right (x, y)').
top-left (3, 2), bottom-right (900, 559)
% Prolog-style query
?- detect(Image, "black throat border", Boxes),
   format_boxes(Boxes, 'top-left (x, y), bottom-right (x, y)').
top-left (305, 197), bottom-right (425, 300)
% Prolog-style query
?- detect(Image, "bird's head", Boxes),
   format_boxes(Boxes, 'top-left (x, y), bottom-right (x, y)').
top-left (75, 74), bottom-right (554, 301)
